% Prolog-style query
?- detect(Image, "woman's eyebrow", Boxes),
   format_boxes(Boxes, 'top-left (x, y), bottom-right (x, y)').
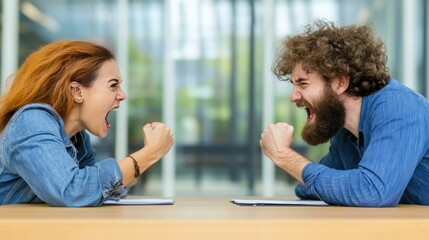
top-left (108, 78), bottom-right (120, 83)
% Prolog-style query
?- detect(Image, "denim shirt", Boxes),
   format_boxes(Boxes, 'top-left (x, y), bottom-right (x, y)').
top-left (0, 103), bottom-right (126, 206)
top-left (296, 79), bottom-right (429, 207)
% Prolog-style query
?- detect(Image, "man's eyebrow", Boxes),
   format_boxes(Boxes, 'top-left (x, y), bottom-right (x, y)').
top-left (290, 77), bottom-right (307, 84)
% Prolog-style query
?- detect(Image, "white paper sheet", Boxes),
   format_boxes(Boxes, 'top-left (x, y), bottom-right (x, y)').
top-left (104, 198), bottom-right (174, 205)
top-left (231, 199), bottom-right (328, 206)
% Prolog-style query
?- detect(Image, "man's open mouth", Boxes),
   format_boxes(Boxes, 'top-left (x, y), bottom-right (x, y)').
top-left (298, 104), bottom-right (314, 122)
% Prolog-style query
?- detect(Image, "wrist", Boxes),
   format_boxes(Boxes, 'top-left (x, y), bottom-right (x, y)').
top-left (141, 145), bottom-right (164, 161)
top-left (131, 147), bottom-right (160, 172)
top-left (127, 155), bottom-right (140, 178)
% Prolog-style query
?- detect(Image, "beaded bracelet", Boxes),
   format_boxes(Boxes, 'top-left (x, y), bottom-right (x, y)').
top-left (128, 155), bottom-right (140, 178)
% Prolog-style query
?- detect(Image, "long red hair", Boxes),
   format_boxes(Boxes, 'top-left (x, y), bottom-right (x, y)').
top-left (0, 40), bottom-right (115, 131)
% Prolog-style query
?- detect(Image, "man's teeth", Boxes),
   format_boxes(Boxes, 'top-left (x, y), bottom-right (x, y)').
top-left (298, 105), bottom-right (311, 117)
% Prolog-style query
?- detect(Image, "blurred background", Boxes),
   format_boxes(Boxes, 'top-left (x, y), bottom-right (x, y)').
top-left (1, 0), bottom-right (428, 198)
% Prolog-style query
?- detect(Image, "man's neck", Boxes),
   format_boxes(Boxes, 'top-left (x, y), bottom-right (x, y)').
top-left (341, 95), bottom-right (362, 138)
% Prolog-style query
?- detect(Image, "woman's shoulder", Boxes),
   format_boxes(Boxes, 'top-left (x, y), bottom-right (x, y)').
top-left (13, 103), bottom-right (57, 115)
top-left (7, 103), bottom-right (64, 132)
top-left (0, 103), bottom-right (68, 160)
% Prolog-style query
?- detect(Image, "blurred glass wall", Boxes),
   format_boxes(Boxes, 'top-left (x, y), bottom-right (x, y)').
top-left (1, 0), bottom-right (428, 197)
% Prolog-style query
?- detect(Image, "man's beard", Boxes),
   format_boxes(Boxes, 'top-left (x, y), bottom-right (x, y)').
top-left (301, 87), bottom-right (346, 146)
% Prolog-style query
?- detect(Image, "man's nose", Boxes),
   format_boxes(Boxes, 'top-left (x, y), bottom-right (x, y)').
top-left (290, 87), bottom-right (301, 102)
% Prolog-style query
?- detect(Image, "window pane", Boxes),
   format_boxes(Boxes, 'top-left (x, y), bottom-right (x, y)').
top-left (7, 0), bottom-right (428, 198)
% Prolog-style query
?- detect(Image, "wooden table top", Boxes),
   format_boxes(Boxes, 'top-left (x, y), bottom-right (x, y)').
top-left (1, 198), bottom-right (429, 240)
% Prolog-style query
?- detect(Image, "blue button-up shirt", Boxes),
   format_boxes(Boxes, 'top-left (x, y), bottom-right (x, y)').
top-left (0, 103), bottom-right (126, 206)
top-left (296, 79), bottom-right (429, 207)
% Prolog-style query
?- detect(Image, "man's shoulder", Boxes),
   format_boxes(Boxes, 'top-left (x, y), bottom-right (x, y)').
top-left (365, 79), bottom-right (429, 107)
top-left (360, 79), bottom-right (429, 131)
top-left (375, 79), bottom-right (425, 99)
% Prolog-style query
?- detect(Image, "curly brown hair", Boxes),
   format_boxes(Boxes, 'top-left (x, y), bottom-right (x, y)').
top-left (273, 20), bottom-right (390, 96)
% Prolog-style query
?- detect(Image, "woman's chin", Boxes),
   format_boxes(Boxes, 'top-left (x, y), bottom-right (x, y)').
top-left (99, 132), bottom-right (108, 138)
top-left (89, 129), bottom-right (108, 138)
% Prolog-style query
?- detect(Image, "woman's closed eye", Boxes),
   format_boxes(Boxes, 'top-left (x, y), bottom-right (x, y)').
top-left (108, 79), bottom-right (120, 89)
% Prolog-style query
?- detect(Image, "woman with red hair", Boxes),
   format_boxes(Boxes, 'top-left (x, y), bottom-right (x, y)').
top-left (0, 40), bottom-right (173, 206)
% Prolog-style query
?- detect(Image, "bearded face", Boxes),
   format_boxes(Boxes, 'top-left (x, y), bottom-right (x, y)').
top-left (300, 86), bottom-right (346, 145)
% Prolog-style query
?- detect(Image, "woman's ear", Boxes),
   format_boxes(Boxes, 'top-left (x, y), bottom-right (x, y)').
top-left (69, 82), bottom-right (83, 103)
top-left (331, 75), bottom-right (350, 95)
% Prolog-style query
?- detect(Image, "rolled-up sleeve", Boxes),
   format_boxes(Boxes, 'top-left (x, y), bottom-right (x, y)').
top-left (295, 163), bottom-right (324, 200)
top-left (97, 158), bottom-right (126, 200)
top-left (75, 131), bottom-right (127, 201)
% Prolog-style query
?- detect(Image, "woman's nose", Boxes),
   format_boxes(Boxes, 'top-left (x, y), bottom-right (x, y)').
top-left (117, 88), bottom-right (126, 101)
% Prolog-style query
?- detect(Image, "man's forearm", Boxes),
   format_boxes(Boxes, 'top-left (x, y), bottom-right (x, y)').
top-left (273, 149), bottom-right (311, 184)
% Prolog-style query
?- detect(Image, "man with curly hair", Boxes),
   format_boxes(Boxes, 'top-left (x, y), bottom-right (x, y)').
top-left (260, 20), bottom-right (429, 207)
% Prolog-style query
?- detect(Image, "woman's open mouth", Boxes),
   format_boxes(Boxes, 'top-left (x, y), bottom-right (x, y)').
top-left (105, 112), bottom-right (111, 128)
top-left (105, 107), bottom-right (119, 129)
